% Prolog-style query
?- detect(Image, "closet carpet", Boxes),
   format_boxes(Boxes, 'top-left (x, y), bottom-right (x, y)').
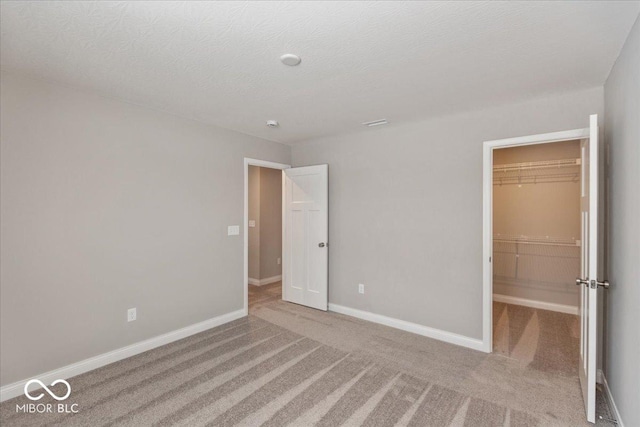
top-left (492, 301), bottom-right (580, 375)
top-left (0, 283), bottom-right (614, 426)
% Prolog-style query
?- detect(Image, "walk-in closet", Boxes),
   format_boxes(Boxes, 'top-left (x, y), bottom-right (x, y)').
top-left (492, 140), bottom-right (581, 373)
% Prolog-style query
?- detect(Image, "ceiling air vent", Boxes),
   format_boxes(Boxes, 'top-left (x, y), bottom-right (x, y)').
top-left (362, 119), bottom-right (388, 127)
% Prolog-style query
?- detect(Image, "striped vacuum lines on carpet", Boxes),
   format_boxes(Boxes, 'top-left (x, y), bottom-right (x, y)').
top-left (1, 316), bottom-right (539, 427)
top-left (5, 280), bottom-right (614, 427)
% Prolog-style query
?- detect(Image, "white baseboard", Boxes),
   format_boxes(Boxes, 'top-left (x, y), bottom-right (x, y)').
top-left (0, 309), bottom-right (246, 402)
top-left (493, 294), bottom-right (578, 315)
top-left (328, 303), bottom-right (485, 352)
top-left (248, 275), bottom-right (282, 286)
top-left (600, 370), bottom-right (624, 427)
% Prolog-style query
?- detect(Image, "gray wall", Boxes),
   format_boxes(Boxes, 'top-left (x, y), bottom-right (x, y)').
top-left (248, 166), bottom-right (282, 281)
top-left (0, 72), bottom-right (291, 386)
top-left (248, 166), bottom-right (261, 280)
top-left (493, 141), bottom-right (581, 308)
top-left (292, 87), bottom-right (603, 340)
top-left (603, 16), bottom-right (640, 427)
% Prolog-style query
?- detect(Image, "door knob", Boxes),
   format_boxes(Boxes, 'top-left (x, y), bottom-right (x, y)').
top-left (576, 277), bottom-right (589, 286)
top-left (594, 279), bottom-right (610, 289)
top-left (318, 242), bottom-right (326, 248)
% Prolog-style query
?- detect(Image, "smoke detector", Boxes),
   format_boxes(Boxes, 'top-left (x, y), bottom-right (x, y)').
top-left (280, 54), bottom-right (301, 66)
top-left (266, 120), bottom-right (279, 128)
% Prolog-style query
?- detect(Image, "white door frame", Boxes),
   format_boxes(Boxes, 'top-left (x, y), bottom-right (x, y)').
top-left (481, 128), bottom-right (589, 353)
top-left (243, 158), bottom-right (291, 315)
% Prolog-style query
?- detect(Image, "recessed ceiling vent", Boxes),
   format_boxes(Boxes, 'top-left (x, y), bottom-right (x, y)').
top-left (362, 119), bottom-right (388, 127)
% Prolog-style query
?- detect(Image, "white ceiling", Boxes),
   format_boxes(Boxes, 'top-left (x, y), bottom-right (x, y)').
top-left (1, 1), bottom-right (639, 145)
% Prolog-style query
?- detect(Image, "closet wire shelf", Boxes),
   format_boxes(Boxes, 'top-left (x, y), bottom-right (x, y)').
top-left (493, 234), bottom-right (580, 288)
top-left (493, 158), bottom-right (581, 186)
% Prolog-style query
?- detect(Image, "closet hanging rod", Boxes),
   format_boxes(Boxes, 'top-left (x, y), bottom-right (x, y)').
top-left (494, 172), bottom-right (579, 180)
top-left (493, 233), bottom-right (578, 242)
top-left (493, 158), bottom-right (580, 172)
top-left (493, 173), bottom-right (579, 185)
top-left (493, 240), bottom-right (579, 247)
top-left (493, 234), bottom-right (580, 246)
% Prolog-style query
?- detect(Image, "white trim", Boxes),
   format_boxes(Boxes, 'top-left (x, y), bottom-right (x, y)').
top-left (482, 127), bottom-right (589, 353)
top-left (586, 114), bottom-right (599, 423)
top-left (483, 141), bottom-right (493, 353)
top-left (600, 371), bottom-right (624, 427)
top-left (493, 294), bottom-right (578, 315)
top-left (248, 275), bottom-right (282, 286)
top-left (328, 303), bottom-right (484, 352)
top-left (0, 309), bottom-right (245, 402)
top-left (484, 128), bottom-right (590, 149)
top-left (243, 158), bottom-right (291, 316)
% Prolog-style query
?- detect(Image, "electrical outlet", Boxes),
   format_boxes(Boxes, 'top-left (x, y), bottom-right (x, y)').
top-left (227, 225), bottom-right (240, 236)
top-left (277, 258), bottom-right (281, 265)
top-left (127, 308), bottom-right (137, 322)
top-left (358, 284), bottom-right (365, 294)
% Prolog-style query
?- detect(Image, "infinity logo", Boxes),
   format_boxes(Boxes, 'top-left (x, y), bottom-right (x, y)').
top-left (24, 379), bottom-right (71, 401)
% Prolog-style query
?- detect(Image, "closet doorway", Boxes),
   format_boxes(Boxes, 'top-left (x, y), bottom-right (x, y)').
top-left (491, 140), bottom-right (581, 371)
top-left (483, 116), bottom-right (603, 422)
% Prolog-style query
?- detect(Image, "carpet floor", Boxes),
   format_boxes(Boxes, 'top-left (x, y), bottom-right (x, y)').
top-left (492, 301), bottom-right (580, 375)
top-left (0, 283), bottom-right (615, 426)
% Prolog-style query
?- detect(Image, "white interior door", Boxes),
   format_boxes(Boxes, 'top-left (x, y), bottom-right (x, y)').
top-left (577, 114), bottom-right (599, 423)
top-left (283, 165), bottom-right (328, 311)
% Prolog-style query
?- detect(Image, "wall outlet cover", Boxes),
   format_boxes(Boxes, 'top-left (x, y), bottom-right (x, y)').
top-left (127, 308), bottom-right (137, 322)
top-left (358, 284), bottom-right (365, 294)
top-left (227, 225), bottom-right (240, 236)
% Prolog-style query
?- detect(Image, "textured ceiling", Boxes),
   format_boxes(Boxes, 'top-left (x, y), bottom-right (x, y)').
top-left (1, 1), bottom-right (639, 145)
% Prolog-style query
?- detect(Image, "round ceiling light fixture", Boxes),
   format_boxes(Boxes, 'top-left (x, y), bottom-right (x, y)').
top-left (266, 120), bottom-right (279, 128)
top-left (280, 54), bottom-right (301, 66)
